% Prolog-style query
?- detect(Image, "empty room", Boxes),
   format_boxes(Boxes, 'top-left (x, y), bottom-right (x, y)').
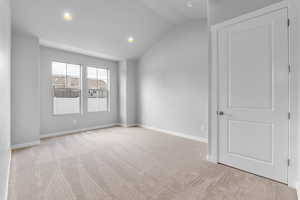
top-left (1, 0), bottom-right (300, 199)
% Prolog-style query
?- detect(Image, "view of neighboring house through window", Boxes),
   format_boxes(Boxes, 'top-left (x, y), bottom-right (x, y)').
top-left (52, 62), bottom-right (81, 115)
top-left (87, 67), bottom-right (110, 112)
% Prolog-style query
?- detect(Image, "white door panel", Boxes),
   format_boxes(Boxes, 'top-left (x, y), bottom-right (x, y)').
top-left (229, 24), bottom-right (273, 109)
top-left (218, 8), bottom-right (289, 183)
top-left (228, 120), bottom-right (273, 163)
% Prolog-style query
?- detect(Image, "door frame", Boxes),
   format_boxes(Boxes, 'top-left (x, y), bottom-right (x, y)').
top-left (208, 0), bottom-right (297, 188)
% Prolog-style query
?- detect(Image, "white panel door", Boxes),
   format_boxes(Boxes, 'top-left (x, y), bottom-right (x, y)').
top-left (218, 8), bottom-right (289, 183)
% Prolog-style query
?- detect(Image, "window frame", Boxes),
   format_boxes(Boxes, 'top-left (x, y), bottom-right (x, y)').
top-left (51, 61), bottom-right (83, 116)
top-left (86, 66), bottom-right (111, 113)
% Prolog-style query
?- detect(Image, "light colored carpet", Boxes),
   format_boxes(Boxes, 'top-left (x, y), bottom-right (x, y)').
top-left (8, 127), bottom-right (297, 200)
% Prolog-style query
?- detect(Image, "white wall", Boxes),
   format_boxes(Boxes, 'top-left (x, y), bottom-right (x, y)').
top-left (127, 60), bottom-right (138, 125)
top-left (11, 32), bottom-right (40, 146)
top-left (137, 19), bottom-right (209, 139)
top-left (208, 0), bottom-right (283, 25)
top-left (297, 1), bottom-right (300, 192)
top-left (40, 46), bottom-right (119, 135)
top-left (0, 0), bottom-right (11, 198)
top-left (118, 60), bottom-right (127, 125)
top-left (290, 0), bottom-right (300, 191)
top-left (118, 59), bottom-right (138, 126)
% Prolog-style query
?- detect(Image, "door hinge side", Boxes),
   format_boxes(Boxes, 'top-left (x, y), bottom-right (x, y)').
top-left (288, 159), bottom-right (291, 167)
top-left (288, 64), bottom-right (291, 73)
top-left (288, 18), bottom-right (290, 27)
top-left (288, 112), bottom-right (291, 120)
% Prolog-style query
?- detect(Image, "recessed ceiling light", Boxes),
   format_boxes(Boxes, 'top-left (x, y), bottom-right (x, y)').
top-left (186, 1), bottom-right (193, 8)
top-left (63, 12), bottom-right (73, 21)
top-left (128, 36), bottom-right (135, 43)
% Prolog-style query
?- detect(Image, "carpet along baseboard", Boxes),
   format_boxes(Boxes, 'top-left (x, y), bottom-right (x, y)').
top-left (40, 123), bottom-right (119, 139)
top-left (5, 150), bottom-right (11, 200)
top-left (138, 124), bottom-right (208, 143)
top-left (11, 140), bottom-right (41, 150)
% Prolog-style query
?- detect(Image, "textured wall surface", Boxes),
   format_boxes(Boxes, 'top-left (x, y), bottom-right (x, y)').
top-left (11, 32), bottom-right (40, 145)
top-left (137, 20), bottom-right (209, 139)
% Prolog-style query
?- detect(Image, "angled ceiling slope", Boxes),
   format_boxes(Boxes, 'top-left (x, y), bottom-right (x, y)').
top-left (141, 0), bottom-right (207, 23)
top-left (12, 0), bottom-right (207, 60)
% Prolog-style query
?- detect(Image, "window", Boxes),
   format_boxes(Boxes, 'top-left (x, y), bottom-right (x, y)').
top-left (87, 67), bottom-right (110, 112)
top-left (52, 62), bottom-right (82, 115)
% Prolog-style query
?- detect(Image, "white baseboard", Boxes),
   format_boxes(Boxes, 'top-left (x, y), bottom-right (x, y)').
top-left (138, 124), bottom-right (208, 143)
top-left (296, 181), bottom-right (300, 200)
top-left (11, 140), bottom-right (41, 150)
top-left (206, 155), bottom-right (218, 164)
top-left (12, 123), bottom-right (132, 150)
top-left (4, 150), bottom-right (11, 200)
top-left (118, 123), bottom-right (139, 128)
top-left (40, 123), bottom-right (118, 139)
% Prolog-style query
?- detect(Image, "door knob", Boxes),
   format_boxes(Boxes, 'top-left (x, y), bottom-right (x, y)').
top-left (217, 111), bottom-right (224, 116)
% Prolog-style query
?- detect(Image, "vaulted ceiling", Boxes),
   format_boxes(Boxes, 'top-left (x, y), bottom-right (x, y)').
top-left (140, 0), bottom-right (207, 23)
top-left (12, 0), bottom-right (207, 60)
